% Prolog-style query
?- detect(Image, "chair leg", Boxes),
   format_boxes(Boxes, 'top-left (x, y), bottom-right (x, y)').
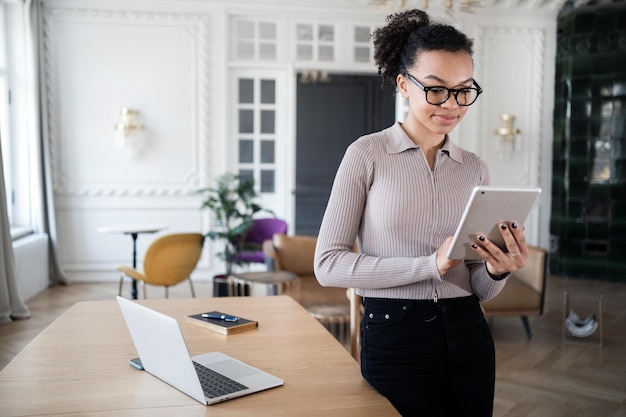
top-left (165, 286), bottom-right (169, 299)
top-left (118, 275), bottom-right (124, 296)
top-left (188, 278), bottom-right (196, 298)
top-left (142, 281), bottom-right (147, 299)
top-left (521, 316), bottom-right (532, 338)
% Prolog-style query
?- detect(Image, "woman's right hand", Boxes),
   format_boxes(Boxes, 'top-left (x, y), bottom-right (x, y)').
top-left (436, 236), bottom-right (462, 276)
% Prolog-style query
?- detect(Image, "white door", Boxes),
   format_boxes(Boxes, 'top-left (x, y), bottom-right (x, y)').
top-left (230, 68), bottom-right (293, 226)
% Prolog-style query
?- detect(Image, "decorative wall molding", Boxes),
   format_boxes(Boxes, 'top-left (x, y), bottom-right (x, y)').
top-left (473, 24), bottom-right (548, 246)
top-left (527, 27), bottom-right (545, 189)
top-left (38, 0), bottom-right (560, 279)
top-left (476, 25), bottom-right (545, 188)
top-left (200, 0), bottom-right (567, 13)
top-left (42, 5), bottom-right (211, 197)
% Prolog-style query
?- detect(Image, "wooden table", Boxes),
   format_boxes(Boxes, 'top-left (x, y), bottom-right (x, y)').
top-left (0, 296), bottom-right (398, 417)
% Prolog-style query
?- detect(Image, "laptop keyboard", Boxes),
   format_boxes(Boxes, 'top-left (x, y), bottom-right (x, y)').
top-left (193, 361), bottom-right (249, 399)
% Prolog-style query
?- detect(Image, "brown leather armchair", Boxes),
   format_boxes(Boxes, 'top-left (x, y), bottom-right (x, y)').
top-left (262, 234), bottom-right (348, 308)
top-left (481, 245), bottom-right (548, 338)
top-left (263, 234), bottom-right (351, 346)
top-left (348, 246), bottom-right (548, 363)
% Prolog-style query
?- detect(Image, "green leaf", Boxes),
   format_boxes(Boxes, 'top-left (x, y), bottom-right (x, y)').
top-left (197, 172), bottom-right (273, 274)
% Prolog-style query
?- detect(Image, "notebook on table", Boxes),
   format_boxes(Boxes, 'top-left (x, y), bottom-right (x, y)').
top-left (116, 296), bottom-right (284, 405)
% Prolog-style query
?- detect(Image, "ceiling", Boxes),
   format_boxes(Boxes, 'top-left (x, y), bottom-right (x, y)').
top-left (364, 0), bottom-right (624, 16)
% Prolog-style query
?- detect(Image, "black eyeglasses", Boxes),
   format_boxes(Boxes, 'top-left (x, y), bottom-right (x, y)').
top-left (405, 73), bottom-right (483, 106)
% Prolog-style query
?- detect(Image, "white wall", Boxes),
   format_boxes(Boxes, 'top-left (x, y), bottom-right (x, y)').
top-left (37, 0), bottom-right (564, 282)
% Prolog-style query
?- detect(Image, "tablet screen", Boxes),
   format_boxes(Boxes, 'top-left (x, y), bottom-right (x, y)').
top-left (446, 186), bottom-right (541, 260)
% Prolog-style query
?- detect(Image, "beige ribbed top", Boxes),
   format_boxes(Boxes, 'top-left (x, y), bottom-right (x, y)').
top-left (314, 122), bottom-right (506, 301)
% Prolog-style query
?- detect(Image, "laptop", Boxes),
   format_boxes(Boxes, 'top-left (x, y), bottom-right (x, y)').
top-left (116, 296), bottom-right (284, 405)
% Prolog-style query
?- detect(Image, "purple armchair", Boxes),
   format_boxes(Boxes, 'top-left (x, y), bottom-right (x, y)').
top-left (232, 218), bottom-right (288, 265)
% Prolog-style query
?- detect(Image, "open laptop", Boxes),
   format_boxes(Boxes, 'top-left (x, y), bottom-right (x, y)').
top-left (116, 296), bottom-right (284, 405)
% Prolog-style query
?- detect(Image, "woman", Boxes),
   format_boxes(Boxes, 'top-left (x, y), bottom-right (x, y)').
top-left (313, 9), bottom-right (528, 417)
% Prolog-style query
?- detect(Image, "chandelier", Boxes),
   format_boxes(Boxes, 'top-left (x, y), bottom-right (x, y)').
top-left (368, 0), bottom-right (486, 14)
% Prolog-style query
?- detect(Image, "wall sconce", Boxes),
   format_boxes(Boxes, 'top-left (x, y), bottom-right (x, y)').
top-left (370, 0), bottom-right (485, 13)
top-left (494, 114), bottom-right (520, 159)
top-left (114, 107), bottom-right (145, 158)
top-left (446, 0), bottom-right (486, 14)
top-left (368, 0), bottom-right (406, 9)
top-left (299, 70), bottom-right (331, 84)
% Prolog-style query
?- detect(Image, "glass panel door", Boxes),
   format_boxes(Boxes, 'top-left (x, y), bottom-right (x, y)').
top-left (232, 69), bottom-right (289, 220)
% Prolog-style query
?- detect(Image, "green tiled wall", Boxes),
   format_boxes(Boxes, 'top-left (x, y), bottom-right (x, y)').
top-left (551, 4), bottom-right (626, 282)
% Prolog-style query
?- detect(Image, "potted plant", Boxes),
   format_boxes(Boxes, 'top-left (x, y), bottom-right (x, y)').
top-left (197, 172), bottom-right (272, 280)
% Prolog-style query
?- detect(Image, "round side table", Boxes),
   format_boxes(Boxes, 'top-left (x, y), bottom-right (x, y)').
top-left (307, 304), bottom-right (351, 347)
top-left (228, 271), bottom-right (300, 298)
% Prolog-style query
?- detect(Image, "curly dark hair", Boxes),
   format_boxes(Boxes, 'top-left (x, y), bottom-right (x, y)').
top-left (372, 9), bottom-right (474, 87)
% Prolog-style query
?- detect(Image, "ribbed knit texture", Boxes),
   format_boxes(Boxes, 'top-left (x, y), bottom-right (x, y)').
top-left (314, 122), bottom-right (507, 301)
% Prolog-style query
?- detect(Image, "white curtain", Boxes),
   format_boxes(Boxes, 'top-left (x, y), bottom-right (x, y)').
top-left (26, 0), bottom-right (66, 286)
top-left (0, 142), bottom-right (30, 323)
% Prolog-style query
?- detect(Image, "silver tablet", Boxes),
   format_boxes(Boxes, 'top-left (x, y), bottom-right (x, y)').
top-left (446, 186), bottom-right (541, 260)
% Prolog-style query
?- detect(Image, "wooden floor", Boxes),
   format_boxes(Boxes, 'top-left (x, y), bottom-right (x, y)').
top-left (1, 275), bottom-right (625, 416)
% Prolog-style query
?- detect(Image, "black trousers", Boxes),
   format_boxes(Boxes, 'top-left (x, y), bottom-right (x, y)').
top-left (361, 295), bottom-right (495, 417)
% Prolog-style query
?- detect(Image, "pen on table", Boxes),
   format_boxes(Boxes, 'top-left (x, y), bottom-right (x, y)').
top-left (202, 313), bottom-right (239, 322)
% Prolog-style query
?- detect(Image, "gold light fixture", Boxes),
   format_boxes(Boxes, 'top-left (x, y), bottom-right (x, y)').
top-left (444, 0), bottom-right (486, 14)
top-left (299, 70), bottom-right (331, 84)
top-left (494, 113), bottom-right (520, 158)
top-left (368, 0), bottom-right (406, 8)
top-left (114, 107), bottom-right (145, 158)
top-left (495, 113), bottom-right (520, 142)
top-left (368, 0), bottom-right (485, 14)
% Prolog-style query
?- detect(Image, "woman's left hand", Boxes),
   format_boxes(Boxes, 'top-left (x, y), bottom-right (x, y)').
top-left (470, 221), bottom-right (527, 276)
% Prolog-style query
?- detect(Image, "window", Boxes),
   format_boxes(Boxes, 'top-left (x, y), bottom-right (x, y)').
top-left (232, 18), bottom-right (278, 61)
top-left (0, 2), bottom-right (32, 238)
top-left (354, 25), bottom-right (373, 63)
top-left (0, 3), bottom-right (13, 225)
top-left (295, 22), bottom-right (335, 62)
top-left (236, 76), bottom-right (277, 193)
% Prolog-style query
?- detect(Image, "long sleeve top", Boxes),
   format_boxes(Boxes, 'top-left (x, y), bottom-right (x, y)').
top-left (314, 122), bottom-right (507, 301)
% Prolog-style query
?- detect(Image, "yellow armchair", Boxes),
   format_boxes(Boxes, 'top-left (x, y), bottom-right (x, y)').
top-left (117, 233), bottom-right (204, 298)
